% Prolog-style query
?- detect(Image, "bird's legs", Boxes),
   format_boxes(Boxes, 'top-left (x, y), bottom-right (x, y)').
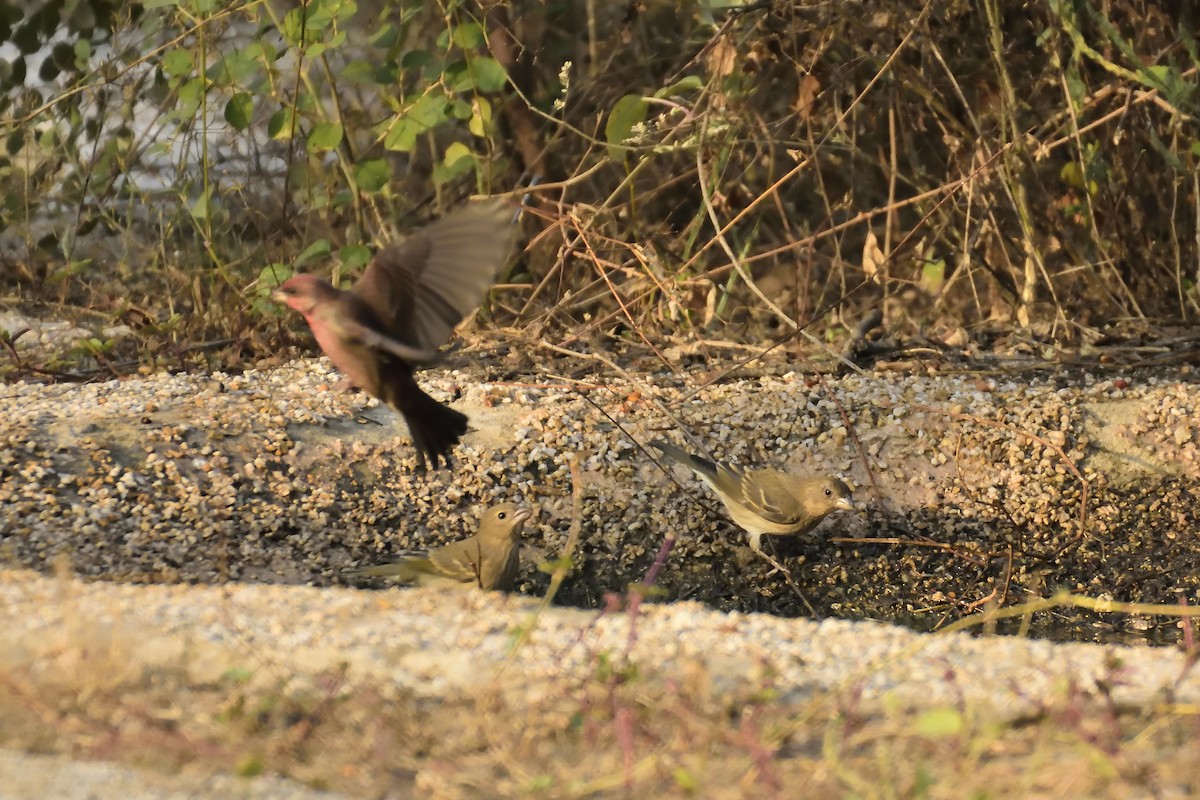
top-left (751, 537), bottom-right (816, 616)
top-left (752, 545), bottom-right (791, 579)
top-left (748, 533), bottom-right (791, 579)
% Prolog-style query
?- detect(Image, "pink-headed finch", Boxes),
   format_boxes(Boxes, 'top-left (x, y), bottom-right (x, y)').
top-left (275, 201), bottom-right (516, 470)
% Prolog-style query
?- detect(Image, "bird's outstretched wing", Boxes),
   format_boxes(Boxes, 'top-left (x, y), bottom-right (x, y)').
top-left (351, 201), bottom-right (515, 352)
top-left (333, 309), bottom-right (440, 363)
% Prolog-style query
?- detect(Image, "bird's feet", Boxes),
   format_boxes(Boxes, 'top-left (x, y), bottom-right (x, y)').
top-left (754, 549), bottom-right (793, 580)
top-left (752, 548), bottom-right (816, 615)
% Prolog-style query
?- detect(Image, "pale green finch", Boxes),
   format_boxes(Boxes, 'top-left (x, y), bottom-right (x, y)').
top-left (346, 503), bottom-right (531, 591)
top-left (651, 440), bottom-right (854, 552)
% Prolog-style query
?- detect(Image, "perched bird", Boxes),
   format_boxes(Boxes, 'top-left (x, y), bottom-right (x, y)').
top-left (650, 439), bottom-right (855, 553)
top-left (274, 201), bottom-right (515, 469)
top-left (346, 503), bottom-right (531, 591)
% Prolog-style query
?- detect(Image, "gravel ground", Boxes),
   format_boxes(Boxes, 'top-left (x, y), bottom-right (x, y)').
top-left (3, 570), bottom-right (1198, 712)
top-left (0, 747), bottom-right (347, 800)
top-left (1, 569), bottom-right (1199, 798)
top-left (1, 357), bottom-right (1199, 796)
top-left (1, 356), bottom-right (1197, 637)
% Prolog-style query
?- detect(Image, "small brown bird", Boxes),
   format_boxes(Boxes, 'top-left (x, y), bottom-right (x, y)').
top-left (274, 201), bottom-right (515, 469)
top-left (651, 440), bottom-right (855, 553)
top-left (346, 503), bottom-right (531, 591)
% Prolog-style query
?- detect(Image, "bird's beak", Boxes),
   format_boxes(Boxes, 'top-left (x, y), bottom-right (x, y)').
top-left (513, 508), bottom-right (534, 524)
top-left (271, 289), bottom-right (288, 303)
top-left (835, 497), bottom-right (856, 512)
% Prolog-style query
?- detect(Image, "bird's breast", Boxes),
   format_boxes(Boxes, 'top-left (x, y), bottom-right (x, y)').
top-left (308, 315), bottom-right (378, 394)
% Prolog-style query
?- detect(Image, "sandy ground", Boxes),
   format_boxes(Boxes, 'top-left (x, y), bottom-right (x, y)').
top-left (1, 358), bottom-right (1199, 796)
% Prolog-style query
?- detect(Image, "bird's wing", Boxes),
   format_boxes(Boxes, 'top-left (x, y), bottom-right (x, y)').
top-left (351, 201), bottom-right (514, 351)
top-left (738, 469), bottom-right (805, 525)
top-left (707, 461), bottom-right (750, 505)
top-left (426, 536), bottom-right (486, 585)
top-left (331, 306), bottom-right (441, 363)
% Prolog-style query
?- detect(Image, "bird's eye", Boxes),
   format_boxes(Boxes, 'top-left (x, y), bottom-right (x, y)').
top-left (497, 511), bottom-right (508, 520)
top-left (824, 488), bottom-right (833, 497)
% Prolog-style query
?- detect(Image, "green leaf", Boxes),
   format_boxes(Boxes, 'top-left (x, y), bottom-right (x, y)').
top-left (913, 708), bottom-right (963, 738)
top-left (605, 94), bottom-right (649, 162)
top-left (673, 767), bottom-right (700, 793)
top-left (400, 49), bottom-right (432, 71)
top-left (432, 141), bottom-right (475, 186)
top-left (268, 108), bottom-right (297, 140)
top-left (446, 99), bottom-right (471, 121)
top-left (323, 0), bottom-right (358, 25)
top-left (221, 666), bottom-right (254, 683)
top-left (353, 158), bottom-right (390, 193)
top-left (1143, 64), bottom-right (1172, 93)
top-left (654, 75), bottom-right (704, 99)
top-left (296, 239), bottom-right (332, 267)
top-left (920, 258), bottom-right (945, 293)
top-left (468, 97), bottom-right (492, 137)
top-left (73, 39), bottom-right (91, 67)
top-left (161, 49), bottom-right (193, 78)
top-left (1064, 72), bottom-right (1086, 108)
top-left (443, 141), bottom-right (473, 166)
top-left (339, 244), bottom-right (372, 271)
top-left (176, 76), bottom-right (206, 119)
top-left (224, 93), bottom-right (253, 130)
top-left (235, 755), bottom-right (264, 778)
top-left (257, 263), bottom-right (293, 289)
top-left (306, 121), bottom-right (344, 151)
top-left (447, 56), bottom-right (507, 93)
top-left (281, 7), bottom-right (315, 46)
top-left (81, 337), bottom-right (113, 355)
top-left (382, 91), bottom-right (449, 152)
top-left (190, 188), bottom-right (213, 221)
top-left (383, 119), bottom-right (420, 153)
top-left (468, 56), bottom-right (507, 92)
top-left (217, 46), bottom-right (262, 84)
top-left (342, 59), bottom-right (384, 84)
top-left (241, 41), bottom-right (271, 63)
top-left (446, 21), bottom-right (484, 50)
top-left (370, 22), bottom-right (398, 49)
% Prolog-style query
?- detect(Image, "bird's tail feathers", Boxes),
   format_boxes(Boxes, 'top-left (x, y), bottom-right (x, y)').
top-left (389, 370), bottom-right (469, 470)
top-left (649, 439), bottom-right (719, 480)
top-left (344, 558), bottom-right (423, 581)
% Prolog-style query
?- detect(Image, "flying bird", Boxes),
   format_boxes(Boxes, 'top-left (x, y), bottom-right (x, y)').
top-left (275, 201), bottom-right (515, 469)
top-left (346, 503), bottom-right (531, 591)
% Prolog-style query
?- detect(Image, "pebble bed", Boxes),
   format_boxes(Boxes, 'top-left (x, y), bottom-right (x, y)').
top-left (1, 358), bottom-right (1199, 797)
top-left (1, 358), bottom-right (1197, 640)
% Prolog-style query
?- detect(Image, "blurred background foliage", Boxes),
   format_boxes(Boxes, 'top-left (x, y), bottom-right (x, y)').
top-left (0, 0), bottom-right (1198, 374)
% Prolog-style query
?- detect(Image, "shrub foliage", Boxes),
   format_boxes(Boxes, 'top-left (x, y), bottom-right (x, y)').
top-left (0, 0), bottom-right (1197, 367)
